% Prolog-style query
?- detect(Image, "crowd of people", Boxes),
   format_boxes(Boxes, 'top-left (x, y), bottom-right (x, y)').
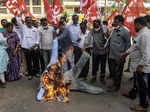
top-left (0, 10), bottom-right (150, 111)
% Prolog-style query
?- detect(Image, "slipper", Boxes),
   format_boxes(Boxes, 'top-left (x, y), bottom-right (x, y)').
top-left (130, 104), bottom-right (147, 112)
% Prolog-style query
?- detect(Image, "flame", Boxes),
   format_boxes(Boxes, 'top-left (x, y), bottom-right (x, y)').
top-left (41, 47), bottom-right (73, 102)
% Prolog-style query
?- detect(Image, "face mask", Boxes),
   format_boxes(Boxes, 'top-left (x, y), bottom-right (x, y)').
top-left (94, 27), bottom-right (100, 31)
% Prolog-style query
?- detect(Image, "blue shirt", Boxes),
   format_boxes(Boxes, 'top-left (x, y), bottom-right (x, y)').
top-left (68, 24), bottom-right (80, 46)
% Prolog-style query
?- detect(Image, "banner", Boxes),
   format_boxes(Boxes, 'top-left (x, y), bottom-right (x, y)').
top-left (4, 0), bottom-right (33, 18)
top-left (122, 0), bottom-right (147, 36)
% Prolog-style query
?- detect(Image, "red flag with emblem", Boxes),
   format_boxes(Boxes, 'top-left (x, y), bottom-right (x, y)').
top-left (43, 0), bottom-right (59, 26)
top-left (4, 0), bottom-right (33, 18)
top-left (85, 0), bottom-right (99, 24)
top-left (52, 0), bottom-right (63, 16)
top-left (122, 0), bottom-right (147, 36)
top-left (107, 10), bottom-right (119, 30)
top-left (80, 0), bottom-right (91, 14)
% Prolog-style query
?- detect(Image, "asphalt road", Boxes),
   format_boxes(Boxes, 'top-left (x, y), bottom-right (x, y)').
top-left (0, 72), bottom-right (139, 112)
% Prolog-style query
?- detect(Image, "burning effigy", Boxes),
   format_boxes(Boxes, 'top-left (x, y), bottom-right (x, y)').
top-left (37, 39), bottom-right (104, 102)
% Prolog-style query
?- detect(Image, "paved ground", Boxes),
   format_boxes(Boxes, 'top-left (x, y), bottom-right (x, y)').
top-left (0, 71), bottom-right (142, 112)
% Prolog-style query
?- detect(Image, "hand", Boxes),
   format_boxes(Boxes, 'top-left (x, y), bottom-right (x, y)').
top-left (136, 65), bottom-right (143, 73)
top-left (121, 52), bottom-right (129, 58)
top-left (13, 50), bottom-right (17, 57)
top-left (31, 44), bottom-right (38, 49)
top-left (120, 57), bottom-right (126, 64)
top-left (82, 47), bottom-right (86, 51)
top-left (77, 38), bottom-right (81, 43)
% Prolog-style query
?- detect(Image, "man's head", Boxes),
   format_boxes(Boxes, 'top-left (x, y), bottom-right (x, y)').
top-left (40, 18), bottom-right (48, 27)
top-left (59, 21), bottom-right (65, 31)
top-left (134, 17), bottom-right (147, 32)
top-left (60, 16), bottom-right (66, 23)
top-left (93, 19), bottom-right (101, 29)
top-left (103, 20), bottom-right (108, 26)
top-left (80, 22), bottom-right (87, 34)
top-left (113, 15), bottom-right (124, 27)
top-left (72, 14), bottom-right (79, 24)
top-left (11, 17), bottom-right (17, 26)
top-left (5, 22), bottom-right (13, 33)
top-left (32, 20), bottom-right (39, 28)
top-left (144, 15), bottom-right (150, 29)
top-left (25, 16), bottom-right (32, 28)
top-left (1, 19), bottom-right (8, 28)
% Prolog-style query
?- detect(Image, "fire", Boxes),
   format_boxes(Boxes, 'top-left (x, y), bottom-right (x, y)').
top-left (41, 47), bottom-right (73, 103)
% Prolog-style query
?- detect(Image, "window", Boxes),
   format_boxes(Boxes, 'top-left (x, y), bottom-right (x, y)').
top-left (33, 7), bottom-right (41, 14)
top-left (25, 0), bottom-right (29, 5)
top-left (48, 0), bottom-right (63, 4)
top-left (0, 8), bottom-right (7, 14)
top-left (33, 0), bottom-right (41, 5)
top-left (74, 7), bottom-right (80, 13)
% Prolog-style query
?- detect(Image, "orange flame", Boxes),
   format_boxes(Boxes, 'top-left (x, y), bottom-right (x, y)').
top-left (41, 47), bottom-right (73, 103)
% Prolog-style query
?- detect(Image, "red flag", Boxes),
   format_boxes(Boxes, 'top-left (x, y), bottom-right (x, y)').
top-left (52, 0), bottom-right (63, 16)
top-left (115, 0), bottom-right (121, 2)
top-left (4, 0), bottom-right (33, 17)
top-left (107, 10), bottom-right (119, 30)
top-left (80, 0), bottom-right (91, 14)
top-left (43, 0), bottom-right (59, 26)
top-left (85, 0), bottom-right (99, 24)
top-left (122, 0), bottom-right (147, 36)
top-left (80, 0), bottom-right (96, 14)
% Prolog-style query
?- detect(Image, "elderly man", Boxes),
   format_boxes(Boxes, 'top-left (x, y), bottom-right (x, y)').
top-left (108, 15), bottom-right (131, 92)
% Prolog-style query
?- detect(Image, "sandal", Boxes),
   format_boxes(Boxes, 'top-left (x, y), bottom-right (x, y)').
top-left (130, 105), bottom-right (147, 112)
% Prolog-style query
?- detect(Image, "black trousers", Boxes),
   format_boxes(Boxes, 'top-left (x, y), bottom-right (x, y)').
top-left (92, 53), bottom-right (107, 78)
top-left (39, 51), bottom-right (45, 73)
top-left (23, 48), bottom-right (40, 76)
top-left (136, 72), bottom-right (150, 108)
top-left (108, 59), bottom-right (124, 89)
top-left (79, 48), bottom-right (91, 78)
top-left (74, 46), bottom-right (82, 65)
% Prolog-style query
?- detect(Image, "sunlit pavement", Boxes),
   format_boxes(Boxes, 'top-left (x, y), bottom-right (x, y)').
top-left (0, 71), bottom-right (139, 112)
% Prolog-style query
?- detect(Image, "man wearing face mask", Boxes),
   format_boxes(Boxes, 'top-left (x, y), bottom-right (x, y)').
top-left (16, 11), bottom-right (40, 80)
top-left (108, 15), bottom-right (131, 92)
top-left (89, 19), bottom-right (107, 83)
top-left (38, 18), bottom-right (54, 72)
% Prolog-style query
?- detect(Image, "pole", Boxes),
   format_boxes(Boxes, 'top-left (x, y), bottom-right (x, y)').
top-left (118, 2), bottom-right (120, 14)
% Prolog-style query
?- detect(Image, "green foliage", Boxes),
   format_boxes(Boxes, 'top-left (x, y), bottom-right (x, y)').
top-left (60, 8), bottom-right (70, 23)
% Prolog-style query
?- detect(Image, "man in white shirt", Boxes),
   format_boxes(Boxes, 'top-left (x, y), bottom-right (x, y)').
top-left (38, 18), bottom-right (54, 72)
top-left (11, 17), bottom-right (27, 75)
top-left (16, 12), bottom-right (40, 80)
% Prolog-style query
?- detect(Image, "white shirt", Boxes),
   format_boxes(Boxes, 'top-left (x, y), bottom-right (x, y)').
top-left (78, 30), bottom-right (89, 48)
top-left (68, 23), bottom-right (80, 46)
top-left (16, 17), bottom-right (40, 49)
top-left (13, 26), bottom-right (23, 45)
top-left (38, 26), bottom-right (54, 50)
